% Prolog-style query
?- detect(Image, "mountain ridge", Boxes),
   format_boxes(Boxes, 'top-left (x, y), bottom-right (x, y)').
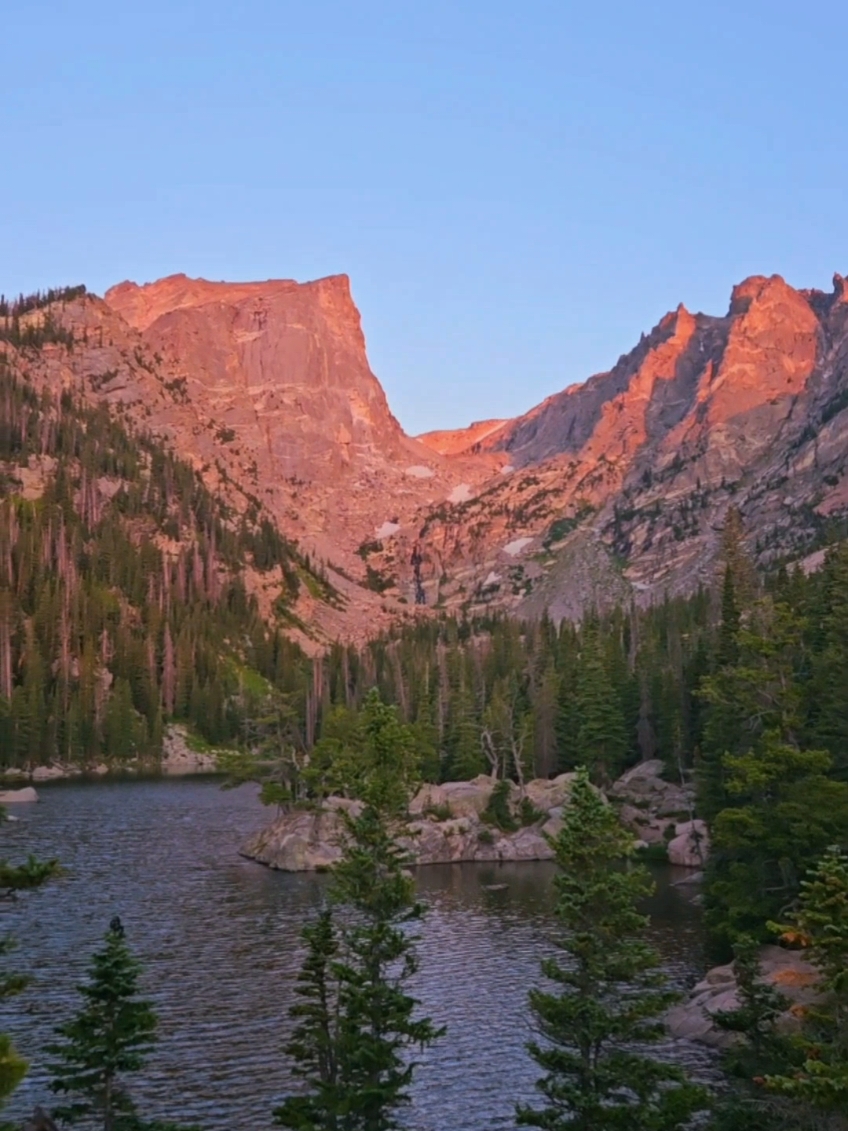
top-left (4, 267), bottom-right (847, 635)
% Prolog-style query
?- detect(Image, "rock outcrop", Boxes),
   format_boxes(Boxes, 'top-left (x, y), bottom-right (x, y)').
top-left (0, 787), bottom-right (38, 803)
top-left (242, 774), bottom-right (578, 872)
top-left (609, 759), bottom-right (703, 857)
top-left (666, 945), bottom-right (821, 1047)
top-left (161, 725), bottom-right (221, 775)
top-left (667, 819), bottom-right (710, 868)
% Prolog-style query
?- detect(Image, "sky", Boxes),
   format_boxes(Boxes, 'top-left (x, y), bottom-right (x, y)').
top-left (3, 1), bottom-right (848, 434)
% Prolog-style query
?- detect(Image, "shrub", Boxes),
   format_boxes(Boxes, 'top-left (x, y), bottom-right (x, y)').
top-left (482, 780), bottom-right (518, 832)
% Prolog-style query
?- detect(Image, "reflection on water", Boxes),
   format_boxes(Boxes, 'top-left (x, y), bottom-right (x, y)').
top-left (1, 780), bottom-right (714, 1130)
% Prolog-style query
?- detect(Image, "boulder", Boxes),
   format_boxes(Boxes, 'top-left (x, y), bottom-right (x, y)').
top-left (161, 724), bottom-right (219, 774)
top-left (244, 796), bottom-right (558, 871)
top-left (617, 802), bottom-right (673, 845)
top-left (666, 945), bottom-right (821, 1047)
top-left (541, 813), bottom-right (563, 839)
top-left (612, 759), bottom-right (666, 791)
top-left (667, 819), bottom-right (709, 867)
top-left (31, 765), bottom-right (66, 782)
top-left (524, 773), bottom-right (577, 813)
top-left (243, 808), bottom-right (346, 872)
top-left (409, 783), bottom-right (448, 816)
top-left (0, 787), bottom-right (38, 803)
top-left (324, 796), bottom-right (365, 819)
top-left (439, 775), bottom-right (496, 818)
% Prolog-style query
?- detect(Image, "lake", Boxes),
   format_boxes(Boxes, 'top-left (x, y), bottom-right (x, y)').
top-left (1, 778), bottom-right (715, 1129)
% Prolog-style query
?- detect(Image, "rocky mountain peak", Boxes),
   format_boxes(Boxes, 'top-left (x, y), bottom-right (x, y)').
top-left (6, 266), bottom-right (848, 637)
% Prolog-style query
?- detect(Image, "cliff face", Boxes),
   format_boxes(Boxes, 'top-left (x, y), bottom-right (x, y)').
top-left (104, 274), bottom-right (411, 481)
top-left (2, 274), bottom-right (494, 642)
top-left (366, 272), bottom-right (848, 620)
top-left (7, 268), bottom-right (848, 635)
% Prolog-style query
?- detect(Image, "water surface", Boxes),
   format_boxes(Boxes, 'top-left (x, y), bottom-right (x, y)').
top-left (1, 779), bottom-right (714, 1129)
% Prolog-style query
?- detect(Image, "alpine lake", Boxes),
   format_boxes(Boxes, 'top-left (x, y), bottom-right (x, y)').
top-left (1, 777), bottom-right (717, 1129)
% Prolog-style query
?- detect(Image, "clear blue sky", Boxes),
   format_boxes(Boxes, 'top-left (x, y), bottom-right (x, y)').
top-left (3, 2), bottom-right (847, 434)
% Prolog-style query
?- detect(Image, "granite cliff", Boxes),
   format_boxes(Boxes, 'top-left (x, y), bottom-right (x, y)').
top-left (5, 269), bottom-right (848, 637)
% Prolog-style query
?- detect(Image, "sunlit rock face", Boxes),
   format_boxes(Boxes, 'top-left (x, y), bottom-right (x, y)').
top-left (380, 271), bottom-right (848, 619)
top-left (105, 273), bottom-right (414, 481)
top-left (11, 268), bottom-right (848, 634)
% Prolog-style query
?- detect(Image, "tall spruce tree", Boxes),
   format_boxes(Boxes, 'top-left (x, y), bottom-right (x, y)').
top-left (273, 910), bottom-right (341, 1130)
top-left (517, 768), bottom-right (707, 1131)
top-left (705, 732), bottom-right (848, 947)
top-left (275, 692), bottom-right (442, 1131)
top-left (46, 918), bottom-right (199, 1131)
top-left (574, 636), bottom-right (628, 784)
top-left (707, 938), bottom-right (800, 1131)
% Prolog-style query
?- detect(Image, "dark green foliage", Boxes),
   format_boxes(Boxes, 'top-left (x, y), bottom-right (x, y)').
top-left (0, 854), bottom-right (60, 896)
top-left (574, 630), bottom-right (628, 784)
top-left (273, 910), bottom-right (340, 1130)
top-left (0, 287), bottom-right (86, 318)
top-left (481, 779), bottom-right (517, 831)
top-left (276, 695), bottom-right (443, 1130)
top-left (714, 937), bottom-right (795, 1074)
top-left (705, 733), bottom-right (848, 946)
top-left (517, 768), bottom-right (708, 1131)
top-left (304, 690), bottom-right (423, 814)
top-left (707, 938), bottom-right (802, 1131)
top-left (46, 919), bottom-right (202, 1131)
top-left (766, 846), bottom-right (848, 1113)
top-left (47, 918), bottom-right (157, 1129)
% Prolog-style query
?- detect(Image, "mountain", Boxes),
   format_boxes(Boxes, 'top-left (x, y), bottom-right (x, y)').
top-left (3, 269), bottom-right (847, 636)
top-left (370, 272), bottom-right (848, 620)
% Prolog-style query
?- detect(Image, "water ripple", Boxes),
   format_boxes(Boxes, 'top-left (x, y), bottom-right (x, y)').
top-left (0, 780), bottom-right (715, 1130)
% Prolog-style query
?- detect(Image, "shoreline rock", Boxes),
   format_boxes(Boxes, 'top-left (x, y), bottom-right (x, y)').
top-left (0, 787), bottom-right (39, 803)
top-left (611, 759), bottom-right (708, 866)
top-left (0, 726), bottom-right (228, 784)
top-left (243, 774), bottom-right (578, 872)
top-left (665, 944), bottom-right (821, 1047)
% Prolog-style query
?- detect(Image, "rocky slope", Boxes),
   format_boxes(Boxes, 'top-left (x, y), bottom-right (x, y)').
top-left (6, 268), bottom-right (848, 635)
top-left (368, 273), bottom-right (848, 618)
top-left (3, 276), bottom-right (496, 642)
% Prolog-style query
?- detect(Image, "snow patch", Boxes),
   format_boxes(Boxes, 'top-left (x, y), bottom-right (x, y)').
top-left (499, 464), bottom-right (515, 475)
top-left (405, 465), bottom-right (435, 479)
top-left (375, 521), bottom-right (401, 539)
top-left (448, 483), bottom-right (473, 504)
top-left (483, 571), bottom-right (501, 587)
top-left (503, 537), bottom-right (533, 557)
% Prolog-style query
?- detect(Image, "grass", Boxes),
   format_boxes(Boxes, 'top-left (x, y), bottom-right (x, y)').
top-left (423, 802), bottom-right (453, 821)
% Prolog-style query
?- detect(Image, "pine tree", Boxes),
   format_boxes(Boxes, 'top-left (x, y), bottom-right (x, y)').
top-left (574, 635), bottom-right (627, 784)
top-left (707, 938), bottom-right (800, 1131)
top-left (766, 846), bottom-right (848, 1113)
top-left (47, 918), bottom-right (158, 1130)
top-left (276, 693), bottom-right (442, 1130)
top-left (697, 568), bottom-right (742, 823)
top-left (705, 732), bottom-right (848, 947)
top-left (273, 910), bottom-right (342, 1130)
top-left (517, 768), bottom-right (708, 1131)
top-left (330, 807), bottom-right (443, 1130)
